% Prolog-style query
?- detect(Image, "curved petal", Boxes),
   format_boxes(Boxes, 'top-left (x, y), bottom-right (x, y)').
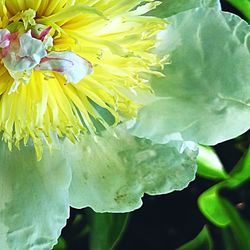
top-left (130, 8), bottom-right (250, 145)
top-left (148, 0), bottom-right (221, 18)
top-left (66, 128), bottom-right (198, 213)
top-left (0, 142), bottom-right (71, 249)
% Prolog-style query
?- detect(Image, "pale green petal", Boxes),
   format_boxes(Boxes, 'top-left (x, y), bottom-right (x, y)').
top-left (0, 142), bottom-right (71, 250)
top-left (130, 8), bottom-right (250, 145)
top-left (148, 0), bottom-right (221, 18)
top-left (66, 128), bottom-right (197, 213)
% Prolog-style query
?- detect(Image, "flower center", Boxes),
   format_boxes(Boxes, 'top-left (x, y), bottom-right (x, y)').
top-left (0, 9), bottom-right (93, 94)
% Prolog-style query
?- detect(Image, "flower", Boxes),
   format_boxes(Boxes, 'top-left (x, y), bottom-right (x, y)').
top-left (0, 2), bottom-right (180, 248)
top-left (0, 1), bottom-right (248, 249)
top-left (0, 0), bottom-right (166, 160)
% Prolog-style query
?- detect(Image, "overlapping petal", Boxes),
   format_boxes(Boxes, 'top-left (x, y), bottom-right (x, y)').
top-left (66, 128), bottom-right (198, 212)
top-left (148, 0), bottom-right (221, 17)
top-left (0, 1), bottom-right (248, 249)
top-left (0, 142), bottom-right (71, 249)
top-left (129, 8), bottom-right (250, 145)
top-left (0, 0), bottom-right (166, 159)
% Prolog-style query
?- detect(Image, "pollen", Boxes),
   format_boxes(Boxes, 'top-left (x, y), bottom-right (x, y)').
top-left (0, 0), bottom-right (167, 160)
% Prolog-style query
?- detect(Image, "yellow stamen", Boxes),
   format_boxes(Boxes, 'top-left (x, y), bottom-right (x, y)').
top-left (0, 0), bottom-right (167, 160)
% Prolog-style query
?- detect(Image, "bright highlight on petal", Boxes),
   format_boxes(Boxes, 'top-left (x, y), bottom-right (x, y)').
top-left (0, 0), bottom-right (166, 159)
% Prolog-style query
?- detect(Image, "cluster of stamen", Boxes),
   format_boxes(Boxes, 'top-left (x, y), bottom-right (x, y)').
top-left (0, 4), bottom-right (166, 160)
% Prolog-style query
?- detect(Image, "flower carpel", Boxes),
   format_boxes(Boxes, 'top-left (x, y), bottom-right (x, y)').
top-left (0, 24), bottom-right (93, 94)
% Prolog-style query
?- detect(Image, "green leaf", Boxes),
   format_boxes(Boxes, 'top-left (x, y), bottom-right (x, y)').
top-left (89, 211), bottom-right (129, 250)
top-left (222, 227), bottom-right (239, 250)
top-left (149, 0), bottom-right (221, 18)
top-left (53, 238), bottom-right (67, 250)
top-left (198, 148), bottom-right (250, 227)
top-left (197, 145), bottom-right (228, 180)
top-left (228, 147), bottom-right (250, 187)
top-left (129, 8), bottom-right (250, 146)
top-left (198, 184), bottom-right (231, 227)
top-left (0, 142), bottom-right (71, 249)
top-left (66, 128), bottom-right (198, 212)
top-left (220, 198), bottom-right (250, 250)
top-left (227, 0), bottom-right (250, 21)
top-left (177, 226), bottom-right (213, 250)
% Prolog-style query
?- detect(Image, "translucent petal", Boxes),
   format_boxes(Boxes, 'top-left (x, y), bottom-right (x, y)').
top-left (148, 0), bottom-right (221, 18)
top-left (0, 142), bottom-right (71, 249)
top-left (130, 8), bottom-right (250, 145)
top-left (66, 128), bottom-right (198, 212)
